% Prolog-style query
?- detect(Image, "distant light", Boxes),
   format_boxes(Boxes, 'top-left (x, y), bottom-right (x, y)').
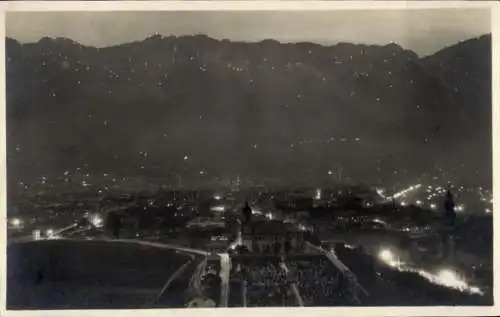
top-left (32, 229), bottom-right (41, 241)
top-left (10, 218), bottom-right (22, 228)
top-left (400, 201), bottom-right (407, 206)
top-left (376, 188), bottom-right (385, 197)
top-left (183, 155), bottom-right (189, 161)
top-left (436, 269), bottom-right (468, 290)
top-left (91, 214), bottom-right (104, 228)
top-left (372, 218), bottom-right (387, 225)
top-left (328, 170), bottom-right (333, 175)
top-left (46, 229), bottom-right (54, 238)
top-left (378, 249), bottom-right (394, 263)
top-left (430, 203), bottom-right (437, 210)
top-left (214, 195), bottom-right (222, 201)
top-left (415, 200), bottom-right (422, 206)
top-left (485, 208), bottom-right (492, 214)
top-left (315, 189), bottom-right (322, 200)
top-left (251, 209), bottom-right (262, 215)
top-left (416, 268), bottom-right (483, 295)
top-left (211, 206), bottom-right (225, 212)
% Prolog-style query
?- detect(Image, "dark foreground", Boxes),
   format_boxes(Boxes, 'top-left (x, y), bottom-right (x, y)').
top-left (7, 239), bottom-right (202, 309)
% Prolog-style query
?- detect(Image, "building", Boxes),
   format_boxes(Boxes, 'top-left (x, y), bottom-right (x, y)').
top-left (239, 201), bottom-right (304, 254)
top-left (274, 195), bottom-right (313, 212)
top-left (207, 235), bottom-right (230, 252)
top-left (186, 216), bottom-right (225, 229)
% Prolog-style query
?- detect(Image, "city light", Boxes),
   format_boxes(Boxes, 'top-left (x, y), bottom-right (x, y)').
top-left (416, 268), bottom-right (482, 295)
top-left (46, 229), bottom-right (54, 238)
top-left (90, 213), bottom-right (104, 228)
top-left (32, 229), bottom-right (41, 241)
top-left (211, 206), bottom-right (225, 212)
top-left (376, 188), bottom-right (385, 198)
top-left (399, 266), bottom-right (485, 295)
top-left (430, 203), bottom-right (437, 210)
top-left (389, 184), bottom-right (422, 201)
top-left (378, 248), bottom-right (402, 268)
top-left (436, 269), bottom-right (466, 288)
top-left (415, 200), bottom-right (422, 206)
top-left (10, 218), bottom-right (22, 228)
top-left (372, 218), bottom-right (387, 226)
top-left (378, 249), bottom-right (394, 263)
top-left (315, 188), bottom-right (322, 200)
top-left (214, 195), bottom-right (222, 200)
top-left (251, 209), bottom-right (262, 215)
top-left (485, 208), bottom-right (492, 214)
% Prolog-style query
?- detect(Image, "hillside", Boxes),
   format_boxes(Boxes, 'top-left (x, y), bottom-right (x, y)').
top-left (5, 34), bottom-right (492, 186)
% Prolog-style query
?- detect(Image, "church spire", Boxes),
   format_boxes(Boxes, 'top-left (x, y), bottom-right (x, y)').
top-left (243, 200), bottom-right (252, 223)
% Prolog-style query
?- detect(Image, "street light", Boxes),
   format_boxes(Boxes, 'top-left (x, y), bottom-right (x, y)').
top-left (378, 248), bottom-right (401, 269)
top-left (436, 269), bottom-right (468, 290)
top-left (10, 218), bottom-right (22, 228)
top-left (378, 249), bottom-right (394, 263)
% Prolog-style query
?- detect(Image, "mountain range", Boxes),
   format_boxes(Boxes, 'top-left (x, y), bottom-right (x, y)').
top-left (5, 34), bottom-right (492, 187)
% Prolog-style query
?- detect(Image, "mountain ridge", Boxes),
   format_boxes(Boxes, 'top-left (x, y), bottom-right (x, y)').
top-left (5, 34), bottom-right (492, 186)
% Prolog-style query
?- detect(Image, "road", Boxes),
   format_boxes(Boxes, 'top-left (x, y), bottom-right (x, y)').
top-left (218, 252), bottom-right (231, 307)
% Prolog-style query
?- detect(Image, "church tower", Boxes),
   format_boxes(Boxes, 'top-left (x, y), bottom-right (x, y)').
top-left (242, 200), bottom-right (252, 224)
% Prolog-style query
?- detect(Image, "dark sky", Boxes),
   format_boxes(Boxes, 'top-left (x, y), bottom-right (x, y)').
top-left (6, 8), bottom-right (490, 56)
